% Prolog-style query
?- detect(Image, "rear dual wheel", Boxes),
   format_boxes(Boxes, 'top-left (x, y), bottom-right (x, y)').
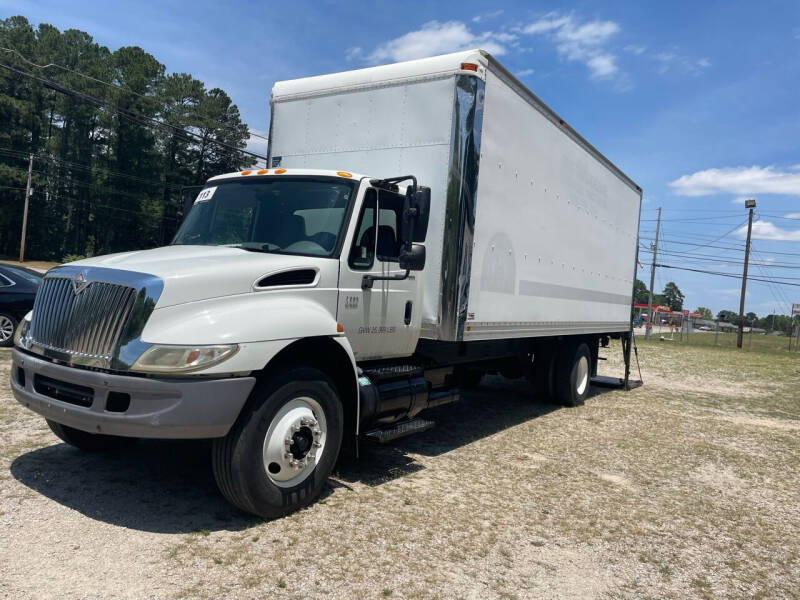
top-left (555, 342), bottom-right (592, 407)
top-left (212, 367), bottom-right (343, 520)
top-left (531, 342), bottom-right (592, 407)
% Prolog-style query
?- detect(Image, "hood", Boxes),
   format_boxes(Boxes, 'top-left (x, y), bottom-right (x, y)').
top-left (67, 245), bottom-right (333, 307)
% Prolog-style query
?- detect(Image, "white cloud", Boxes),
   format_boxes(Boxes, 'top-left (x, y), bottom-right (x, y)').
top-left (670, 165), bottom-right (800, 197)
top-left (730, 196), bottom-right (751, 205)
top-left (736, 220), bottom-right (800, 242)
top-left (784, 212), bottom-right (800, 219)
top-left (472, 10), bottom-right (503, 24)
top-left (521, 13), bottom-right (621, 80)
top-left (363, 21), bottom-right (513, 64)
top-left (624, 44), bottom-right (646, 55)
top-left (516, 68), bottom-right (535, 77)
top-left (655, 51), bottom-right (711, 75)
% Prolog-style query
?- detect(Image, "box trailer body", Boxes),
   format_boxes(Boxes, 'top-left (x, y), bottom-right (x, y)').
top-left (270, 49), bottom-right (641, 347)
top-left (10, 49), bottom-right (642, 519)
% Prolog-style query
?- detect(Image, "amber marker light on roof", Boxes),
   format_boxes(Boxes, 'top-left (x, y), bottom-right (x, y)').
top-left (274, 168), bottom-right (287, 174)
top-left (241, 170), bottom-right (252, 175)
top-left (337, 171), bottom-right (353, 178)
top-left (256, 169), bottom-right (268, 175)
top-left (460, 63), bottom-right (478, 72)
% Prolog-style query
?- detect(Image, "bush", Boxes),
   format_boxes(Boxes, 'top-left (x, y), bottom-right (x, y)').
top-left (61, 253), bottom-right (86, 264)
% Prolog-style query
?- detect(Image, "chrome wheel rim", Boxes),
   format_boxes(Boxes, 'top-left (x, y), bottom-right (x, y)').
top-left (262, 396), bottom-right (327, 488)
top-left (576, 355), bottom-right (589, 396)
top-left (0, 315), bottom-right (14, 343)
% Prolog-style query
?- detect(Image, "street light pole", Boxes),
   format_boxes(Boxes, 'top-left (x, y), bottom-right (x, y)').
top-left (737, 199), bottom-right (755, 348)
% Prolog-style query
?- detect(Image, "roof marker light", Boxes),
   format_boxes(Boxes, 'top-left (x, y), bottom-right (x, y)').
top-left (274, 168), bottom-right (287, 174)
top-left (257, 169), bottom-right (268, 175)
top-left (461, 63), bottom-right (478, 72)
top-left (241, 170), bottom-right (252, 176)
top-left (337, 171), bottom-right (353, 178)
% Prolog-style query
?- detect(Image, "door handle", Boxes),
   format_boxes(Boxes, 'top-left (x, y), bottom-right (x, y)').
top-left (404, 301), bottom-right (413, 325)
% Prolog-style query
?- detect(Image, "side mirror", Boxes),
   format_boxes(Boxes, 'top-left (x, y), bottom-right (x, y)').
top-left (399, 243), bottom-right (426, 271)
top-left (402, 186), bottom-right (431, 244)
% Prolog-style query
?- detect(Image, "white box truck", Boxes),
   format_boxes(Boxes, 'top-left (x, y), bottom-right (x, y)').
top-left (11, 49), bottom-right (642, 518)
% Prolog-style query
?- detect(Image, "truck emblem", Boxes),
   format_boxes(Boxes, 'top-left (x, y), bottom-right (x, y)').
top-left (72, 272), bottom-right (89, 295)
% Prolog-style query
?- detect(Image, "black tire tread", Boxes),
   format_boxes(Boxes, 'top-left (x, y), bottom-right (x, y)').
top-left (211, 366), bottom-right (342, 519)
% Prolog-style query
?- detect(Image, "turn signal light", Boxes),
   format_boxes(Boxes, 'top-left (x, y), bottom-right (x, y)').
top-left (336, 323), bottom-right (344, 333)
top-left (460, 62), bottom-right (478, 72)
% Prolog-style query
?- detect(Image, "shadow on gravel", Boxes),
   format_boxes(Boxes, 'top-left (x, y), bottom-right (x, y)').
top-left (335, 376), bottom-right (615, 486)
top-left (10, 377), bottom-right (615, 531)
top-left (10, 439), bottom-right (261, 534)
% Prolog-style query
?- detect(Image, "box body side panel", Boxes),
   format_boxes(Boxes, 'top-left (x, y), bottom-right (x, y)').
top-left (465, 67), bottom-right (641, 340)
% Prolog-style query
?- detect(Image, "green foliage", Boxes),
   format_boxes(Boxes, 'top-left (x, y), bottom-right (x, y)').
top-left (633, 279), bottom-right (649, 303)
top-left (0, 16), bottom-right (256, 260)
top-left (61, 253), bottom-right (86, 263)
top-left (695, 306), bottom-right (713, 320)
top-left (661, 281), bottom-right (684, 311)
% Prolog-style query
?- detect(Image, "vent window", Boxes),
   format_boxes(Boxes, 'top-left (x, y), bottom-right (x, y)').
top-left (256, 269), bottom-right (317, 288)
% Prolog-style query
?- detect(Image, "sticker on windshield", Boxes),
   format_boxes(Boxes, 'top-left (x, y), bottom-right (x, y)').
top-left (194, 187), bottom-right (217, 204)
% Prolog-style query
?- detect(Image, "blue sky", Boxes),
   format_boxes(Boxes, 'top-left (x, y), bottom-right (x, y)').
top-left (4, 0), bottom-right (800, 317)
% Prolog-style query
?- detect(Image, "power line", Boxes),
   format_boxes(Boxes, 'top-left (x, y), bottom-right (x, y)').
top-left (0, 60), bottom-right (267, 165)
top-left (655, 263), bottom-right (800, 287)
top-left (0, 45), bottom-right (270, 143)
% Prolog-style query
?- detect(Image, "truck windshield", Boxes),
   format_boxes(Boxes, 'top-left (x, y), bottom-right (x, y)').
top-left (172, 177), bottom-right (355, 257)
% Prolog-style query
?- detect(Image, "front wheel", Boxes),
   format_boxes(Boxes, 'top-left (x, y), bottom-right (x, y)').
top-left (0, 313), bottom-right (17, 347)
top-left (212, 367), bottom-right (343, 519)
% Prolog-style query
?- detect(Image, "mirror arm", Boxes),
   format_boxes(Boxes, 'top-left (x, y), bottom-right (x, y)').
top-left (361, 270), bottom-right (411, 290)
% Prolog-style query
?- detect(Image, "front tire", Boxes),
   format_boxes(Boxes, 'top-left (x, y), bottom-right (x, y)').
top-left (555, 342), bottom-right (592, 407)
top-left (46, 419), bottom-right (138, 452)
top-left (0, 313), bottom-right (17, 347)
top-left (212, 367), bottom-right (343, 519)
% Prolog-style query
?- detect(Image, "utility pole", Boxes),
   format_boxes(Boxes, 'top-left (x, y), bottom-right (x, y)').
top-left (18, 153), bottom-right (33, 263)
top-left (646, 206), bottom-right (662, 340)
top-left (737, 199), bottom-right (756, 348)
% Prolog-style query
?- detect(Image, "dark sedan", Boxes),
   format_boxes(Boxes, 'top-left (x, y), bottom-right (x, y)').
top-left (0, 264), bottom-right (43, 347)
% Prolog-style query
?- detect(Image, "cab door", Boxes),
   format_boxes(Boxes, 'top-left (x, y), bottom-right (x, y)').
top-left (337, 186), bottom-right (422, 361)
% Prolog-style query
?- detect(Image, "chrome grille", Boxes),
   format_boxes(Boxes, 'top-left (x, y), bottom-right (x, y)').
top-left (30, 277), bottom-right (138, 361)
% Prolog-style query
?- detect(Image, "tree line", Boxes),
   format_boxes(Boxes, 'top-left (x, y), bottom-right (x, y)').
top-left (0, 15), bottom-right (257, 262)
top-left (633, 279), bottom-right (685, 311)
top-left (635, 279), bottom-right (798, 333)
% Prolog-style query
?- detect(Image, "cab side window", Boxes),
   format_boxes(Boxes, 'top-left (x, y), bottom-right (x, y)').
top-left (348, 189), bottom-right (377, 270)
top-left (376, 193), bottom-right (403, 262)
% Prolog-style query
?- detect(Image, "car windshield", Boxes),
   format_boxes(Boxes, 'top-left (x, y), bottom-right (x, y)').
top-left (172, 177), bottom-right (356, 258)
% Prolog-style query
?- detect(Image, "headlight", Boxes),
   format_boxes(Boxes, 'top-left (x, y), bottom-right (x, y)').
top-left (131, 344), bottom-right (239, 373)
top-left (14, 312), bottom-right (32, 348)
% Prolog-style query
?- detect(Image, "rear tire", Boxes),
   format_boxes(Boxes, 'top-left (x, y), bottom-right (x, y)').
top-left (555, 342), bottom-right (592, 407)
top-left (211, 367), bottom-right (343, 520)
top-left (531, 349), bottom-right (557, 401)
top-left (46, 419), bottom-right (138, 452)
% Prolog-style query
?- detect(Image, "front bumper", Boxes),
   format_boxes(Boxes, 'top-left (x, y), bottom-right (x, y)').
top-left (10, 348), bottom-right (256, 439)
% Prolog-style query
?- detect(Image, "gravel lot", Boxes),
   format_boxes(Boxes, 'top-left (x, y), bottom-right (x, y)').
top-left (1, 339), bottom-right (798, 599)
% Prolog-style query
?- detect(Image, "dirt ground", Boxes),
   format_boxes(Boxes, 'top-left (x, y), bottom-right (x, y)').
top-left (1, 337), bottom-right (798, 599)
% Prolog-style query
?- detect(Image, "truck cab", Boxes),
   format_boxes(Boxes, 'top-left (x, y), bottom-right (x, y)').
top-left (11, 169), bottom-right (435, 519)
